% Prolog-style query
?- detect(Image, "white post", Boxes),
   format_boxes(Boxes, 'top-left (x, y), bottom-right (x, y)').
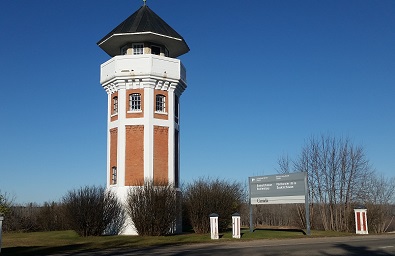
top-left (0, 216), bottom-right (4, 253)
top-left (354, 208), bottom-right (368, 234)
top-left (209, 213), bottom-right (219, 239)
top-left (232, 213), bottom-right (241, 239)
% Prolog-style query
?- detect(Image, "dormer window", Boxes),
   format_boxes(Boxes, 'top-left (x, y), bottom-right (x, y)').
top-left (151, 45), bottom-right (161, 55)
top-left (133, 43), bottom-right (144, 55)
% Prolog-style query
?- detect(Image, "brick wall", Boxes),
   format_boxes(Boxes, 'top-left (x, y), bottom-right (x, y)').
top-left (125, 125), bottom-right (145, 185)
top-left (154, 126), bottom-right (168, 184)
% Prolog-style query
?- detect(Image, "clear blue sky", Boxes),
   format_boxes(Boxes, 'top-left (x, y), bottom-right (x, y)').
top-left (0, 0), bottom-right (394, 204)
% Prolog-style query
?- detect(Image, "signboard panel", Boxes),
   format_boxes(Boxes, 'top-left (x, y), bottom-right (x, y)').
top-left (249, 172), bottom-right (306, 205)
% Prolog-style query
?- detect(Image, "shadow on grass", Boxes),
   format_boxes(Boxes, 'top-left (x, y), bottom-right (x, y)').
top-left (253, 228), bottom-right (307, 235)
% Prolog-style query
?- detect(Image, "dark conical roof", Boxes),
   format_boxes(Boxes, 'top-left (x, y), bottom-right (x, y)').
top-left (97, 5), bottom-right (189, 58)
top-left (98, 5), bottom-right (183, 43)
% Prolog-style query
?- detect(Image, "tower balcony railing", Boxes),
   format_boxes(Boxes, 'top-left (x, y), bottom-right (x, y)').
top-left (100, 55), bottom-right (186, 85)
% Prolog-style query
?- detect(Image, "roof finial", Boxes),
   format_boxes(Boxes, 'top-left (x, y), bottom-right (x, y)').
top-left (143, 0), bottom-right (146, 6)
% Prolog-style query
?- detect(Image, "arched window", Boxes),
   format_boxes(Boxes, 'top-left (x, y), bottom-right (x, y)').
top-left (111, 166), bottom-right (117, 185)
top-left (155, 94), bottom-right (166, 113)
top-left (112, 96), bottom-right (118, 115)
top-left (129, 93), bottom-right (141, 111)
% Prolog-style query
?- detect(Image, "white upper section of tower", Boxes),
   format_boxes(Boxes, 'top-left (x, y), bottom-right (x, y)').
top-left (100, 54), bottom-right (186, 91)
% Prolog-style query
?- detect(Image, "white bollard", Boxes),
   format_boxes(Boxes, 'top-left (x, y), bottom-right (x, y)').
top-left (232, 213), bottom-right (241, 239)
top-left (209, 213), bottom-right (219, 239)
top-left (0, 215), bottom-right (4, 253)
top-left (354, 208), bottom-right (368, 234)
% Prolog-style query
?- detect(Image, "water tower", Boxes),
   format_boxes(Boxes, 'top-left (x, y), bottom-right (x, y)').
top-left (97, 3), bottom-right (189, 234)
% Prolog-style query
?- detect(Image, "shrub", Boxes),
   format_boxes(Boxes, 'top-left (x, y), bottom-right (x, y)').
top-left (183, 177), bottom-right (245, 233)
top-left (126, 180), bottom-right (178, 236)
top-left (37, 201), bottom-right (67, 231)
top-left (62, 185), bottom-right (125, 236)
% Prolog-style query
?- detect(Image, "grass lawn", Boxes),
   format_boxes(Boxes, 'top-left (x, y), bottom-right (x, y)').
top-left (1, 229), bottom-right (353, 255)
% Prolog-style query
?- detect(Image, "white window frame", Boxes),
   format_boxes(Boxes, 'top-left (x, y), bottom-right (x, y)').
top-left (155, 94), bottom-right (166, 113)
top-left (133, 43), bottom-right (144, 55)
top-left (111, 166), bottom-right (117, 185)
top-left (129, 93), bottom-right (142, 112)
top-left (112, 96), bottom-right (118, 115)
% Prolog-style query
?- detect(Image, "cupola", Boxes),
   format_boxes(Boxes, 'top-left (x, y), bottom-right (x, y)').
top-left (97, 5), bottom-right (189, 58)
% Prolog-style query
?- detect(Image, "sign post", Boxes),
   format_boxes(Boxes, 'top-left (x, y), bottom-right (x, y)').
top-left (249, 172), bottom-right (310, 235)
top-left (209, 213), bottom-right (219, 239)
top-left (232, 212), bottom-right (241, 239)
top-left (354, 208), bottom-right (368, 234)
top-left (304, 173), bottom-right (311, 235)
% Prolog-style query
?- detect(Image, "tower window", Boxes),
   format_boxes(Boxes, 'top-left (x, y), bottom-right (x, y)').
top-left (112, 96), bottom-right (118, 115)
top-left (111, 166), bottom-right (117, 185)
top-left (129, 93), bottom-right (141, 111)
top-left (151, 45), bottom-right (161, 55)
top-left (133, 43), bottom-right (144, 55)
top-left (156, 94), bottom-right (166, 113)
top-left (121, 47), bottom-right (128, 55)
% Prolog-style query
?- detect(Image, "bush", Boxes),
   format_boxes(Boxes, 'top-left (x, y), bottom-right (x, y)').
top-left (4, 203), bottom-right (41, 232)
top-left (62, 185), bottom-right (125, 236)
top-left (37, 202), bottom-right (67, 231)
top-left (1, 200), bottom-right (68, 232)
top-left (183, 177), bottom-right (245, 233)
top-left (126, 180), bottom-right (179, 236)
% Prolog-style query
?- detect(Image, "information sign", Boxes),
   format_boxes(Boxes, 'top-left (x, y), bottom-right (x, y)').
top-left (249, 172), bottom-right (307, 205)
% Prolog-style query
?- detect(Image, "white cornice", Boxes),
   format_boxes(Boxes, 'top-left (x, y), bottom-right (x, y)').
top-left (103, 76), bottom-right (185, 95)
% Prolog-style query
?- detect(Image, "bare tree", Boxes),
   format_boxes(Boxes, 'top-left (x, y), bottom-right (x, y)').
top-left (253, 204), bottom-right (298, 227)
top-left (4, 203), bottom-right (41, 232)
top-left (360, 175), bottom-right (395, 233)
top-left (276, 154), bottom-right (291, 174)
top-left (125, 180), bottom-right (179, 236)
top-left (292, 135), bottom-right (374, 232)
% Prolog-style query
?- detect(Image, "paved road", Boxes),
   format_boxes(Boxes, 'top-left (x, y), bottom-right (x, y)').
top-left (53, 234), bottom-right (395, 256)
